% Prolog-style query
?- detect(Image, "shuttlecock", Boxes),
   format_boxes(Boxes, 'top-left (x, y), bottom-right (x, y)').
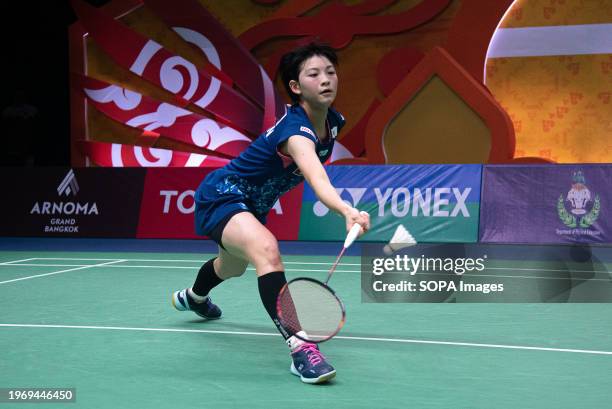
top-left (383, 224), bottom-right (417, 255)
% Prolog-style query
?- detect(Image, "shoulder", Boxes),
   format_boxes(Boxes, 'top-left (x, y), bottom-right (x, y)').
top-left (326, 107), bottom-right (346, 139)
top-left (327, 107), bottom-right (346, 129)
top-left (268, 105), bottom-right (318, 145)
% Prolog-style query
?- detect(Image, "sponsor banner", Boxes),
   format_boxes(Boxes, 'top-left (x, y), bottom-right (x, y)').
top-left (137, 168), bottom-right (302, 240)
top-left (480, 165), bottom-right (612, 244)
top-left (299, 165), bottom-right (482, 242)
top-left (136, 168), bottom-right (213, 239)
top-left (0, 168), bottom-right (145, 237)
top-left (265, 184), bottom-right (303, 241)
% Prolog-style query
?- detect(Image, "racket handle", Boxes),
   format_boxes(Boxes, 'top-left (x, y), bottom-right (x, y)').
top-left (344, 223), bottom-right (362, 248)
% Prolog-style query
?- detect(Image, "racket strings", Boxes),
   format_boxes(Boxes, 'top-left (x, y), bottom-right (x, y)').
top-left (278, 279), bottom-right (344, 342)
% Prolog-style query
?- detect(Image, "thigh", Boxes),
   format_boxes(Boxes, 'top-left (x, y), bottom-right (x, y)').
top-left (221, 212), bottom-right (284, 275)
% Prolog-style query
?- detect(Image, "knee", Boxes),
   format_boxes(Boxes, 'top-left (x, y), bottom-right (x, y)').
top-left (256, 238), bottom-right (282, 268)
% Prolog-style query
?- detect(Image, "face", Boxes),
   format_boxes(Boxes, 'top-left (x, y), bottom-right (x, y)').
top-left (290, 55), bottom-right (338, 108)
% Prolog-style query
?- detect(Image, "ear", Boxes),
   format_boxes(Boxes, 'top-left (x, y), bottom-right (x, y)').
top-left (289, 80), bottom-right (301, 96)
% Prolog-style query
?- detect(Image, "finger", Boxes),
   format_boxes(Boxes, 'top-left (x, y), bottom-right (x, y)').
top-left (359, 211), bottom-right (370, 231)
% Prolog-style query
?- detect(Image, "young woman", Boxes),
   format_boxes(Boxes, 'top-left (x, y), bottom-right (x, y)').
top-left (172, 43), bottom-right (370, 384)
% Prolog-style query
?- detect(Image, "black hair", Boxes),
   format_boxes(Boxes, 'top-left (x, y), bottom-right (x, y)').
top-left (279, 43), bottom-right (338, 103)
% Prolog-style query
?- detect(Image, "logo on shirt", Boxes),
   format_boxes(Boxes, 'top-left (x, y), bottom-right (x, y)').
top-left (331, 126), bottom-right (338, 139)
top-left (319, 149), bottom-right (329, 157)
top-left (300, 126), bottom-right (315, 138)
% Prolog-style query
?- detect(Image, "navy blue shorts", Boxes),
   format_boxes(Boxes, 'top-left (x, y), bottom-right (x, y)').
top-left (194, 174), bottom-right (265, 249)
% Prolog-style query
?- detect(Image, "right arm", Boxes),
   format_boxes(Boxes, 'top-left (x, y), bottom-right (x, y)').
top-left (284, 136), bottom-right (370, 233)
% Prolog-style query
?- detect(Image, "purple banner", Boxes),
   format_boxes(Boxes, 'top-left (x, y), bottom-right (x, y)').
top-left (480, 165), bottom-right (612, 244)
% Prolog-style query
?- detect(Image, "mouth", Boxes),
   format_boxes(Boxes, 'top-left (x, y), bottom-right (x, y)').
top-left (320, 89), bottom-right (334, 96)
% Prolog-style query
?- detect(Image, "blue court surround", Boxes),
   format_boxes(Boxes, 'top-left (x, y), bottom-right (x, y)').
top-left (0, 237), bottom-right (362, 256)
top-left (2, 238), bottom-right (611, 263)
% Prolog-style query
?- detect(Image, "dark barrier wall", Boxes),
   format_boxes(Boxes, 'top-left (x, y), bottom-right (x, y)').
top-left (2, 165), bottom-right (611, 244)
top-left (0, 167), bottom-right (146, 237)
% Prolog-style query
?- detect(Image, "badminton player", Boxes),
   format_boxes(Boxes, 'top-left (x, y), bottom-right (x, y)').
top-left (171, 43), bottom-right (370, 384)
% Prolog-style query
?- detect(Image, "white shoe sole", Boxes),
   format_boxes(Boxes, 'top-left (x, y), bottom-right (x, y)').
top-left (290, 362), bottom-right (336, 384)
top-left (171, 291), bottom-right (187, 311)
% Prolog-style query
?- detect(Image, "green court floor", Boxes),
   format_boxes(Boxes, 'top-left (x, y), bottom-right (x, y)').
top-left (1, 250), bottom-right (611, 408)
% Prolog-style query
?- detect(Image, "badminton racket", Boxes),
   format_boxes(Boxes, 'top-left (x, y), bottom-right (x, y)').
top-left (277, 221), bottom-right (364, 343)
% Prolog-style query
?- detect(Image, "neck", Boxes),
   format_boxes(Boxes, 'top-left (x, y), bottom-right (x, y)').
top-left (300, 101), bottom-right (328, 136)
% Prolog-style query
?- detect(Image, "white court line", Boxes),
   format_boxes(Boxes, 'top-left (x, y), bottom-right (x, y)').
top-left (0, 258), bottom-right (36, 265)
top-left (0, 260), bottom-right (127, 285)
top-left (387, 270), bottom-right (612, 282)
top-left (32, 257), bottom-right (362, 266)
top-left (2, 263), bottom-right (610, 281)
top-left (0, 323), bottom-right (611, 356)
top-left (487, 267), bottom-right (611, 274)
top-left (0, 263), bottom-right (355, 274)
top-left (17, 258), bottom-right (612, 273)
top-left (0, 263), bottom-right (103, 268)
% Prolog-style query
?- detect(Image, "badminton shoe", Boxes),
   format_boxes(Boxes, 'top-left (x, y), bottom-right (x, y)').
top-left (290, 343), bottom-right (336, 384)
top-left (171, 288), bottom-right (222, 319)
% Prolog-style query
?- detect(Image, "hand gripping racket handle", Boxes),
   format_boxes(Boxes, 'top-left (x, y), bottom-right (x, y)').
top-left (344, 223), bottom-right (362, 249)
top-left (325, 223), bottom-right (363, 285)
